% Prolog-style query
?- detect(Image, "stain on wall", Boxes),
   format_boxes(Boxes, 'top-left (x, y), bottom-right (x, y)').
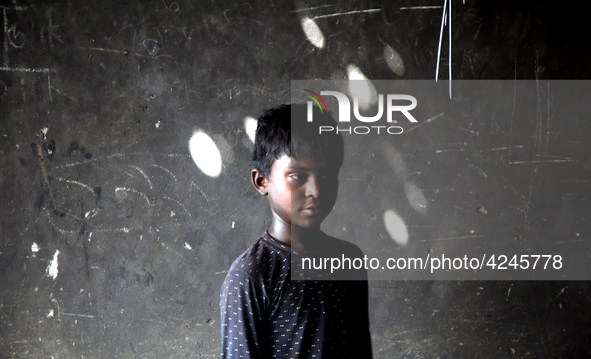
top-left (1, 0), bottom-right (590, 357)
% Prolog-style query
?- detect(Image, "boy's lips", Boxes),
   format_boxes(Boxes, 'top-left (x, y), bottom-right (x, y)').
top-left (301, 205), bottom-right (322, 215)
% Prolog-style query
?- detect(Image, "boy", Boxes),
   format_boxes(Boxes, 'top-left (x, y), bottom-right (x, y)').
top-left (220, 104), bottom-right (372, 358)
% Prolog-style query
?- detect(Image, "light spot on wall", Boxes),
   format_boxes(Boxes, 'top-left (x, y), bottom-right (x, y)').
top-left (404, 181), bottom-right (428, 214)
top-left (384, 210), bottom-right (409, 246)
top-left (301, 17), bottom-right (325, 49)
top-left (381, 143), bottom-right (408, 182)
top-left (347, 64), bottom-right (377, 111)
top-left (244, 116), bottom-right (257, 143)
top-left (189, 130), bottom-right (222, 178)
top-left (384, 44), bottom-right (405, 76)
top-left (46, 250), bottom-right (60, 280)
top-left (31, 243), bottom-right (40, 252)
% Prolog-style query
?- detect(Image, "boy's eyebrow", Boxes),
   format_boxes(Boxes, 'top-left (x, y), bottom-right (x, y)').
top-left (287, 165), bottom-right (334, 174)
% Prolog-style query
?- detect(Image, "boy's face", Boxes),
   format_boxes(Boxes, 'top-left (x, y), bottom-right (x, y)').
top-left (256, 154), bottom-right (338, 230)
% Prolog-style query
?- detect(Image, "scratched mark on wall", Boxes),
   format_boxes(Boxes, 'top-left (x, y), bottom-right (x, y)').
top-left (45, 154), bottom-right (196, 237)
top-left (1, 5), bottom-right (57, 71)
top-left (1, 4), bottom-right (56, 105)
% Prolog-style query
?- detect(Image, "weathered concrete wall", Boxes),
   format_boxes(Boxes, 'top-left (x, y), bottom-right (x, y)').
top-left (1, 0), bottom-right (590, 357)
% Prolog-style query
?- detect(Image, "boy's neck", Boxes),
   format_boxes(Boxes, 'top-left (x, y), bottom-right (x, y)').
top-left (268, 218), bottom-right (322, 252)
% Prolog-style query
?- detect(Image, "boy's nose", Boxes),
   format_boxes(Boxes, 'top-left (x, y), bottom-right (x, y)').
top-left (305, 177), bottom-right (321, 198)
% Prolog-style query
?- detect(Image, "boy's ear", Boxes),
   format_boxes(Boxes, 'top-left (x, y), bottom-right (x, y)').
top-left (251, 169), bottom-right (269, 196)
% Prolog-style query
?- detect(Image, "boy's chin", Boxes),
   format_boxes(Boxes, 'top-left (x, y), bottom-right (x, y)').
top-left (291, 217), bottom-right (325, 231)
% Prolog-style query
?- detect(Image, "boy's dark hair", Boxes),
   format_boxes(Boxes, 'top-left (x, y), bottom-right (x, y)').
top-left (253, 103), bottom-right (344, 176)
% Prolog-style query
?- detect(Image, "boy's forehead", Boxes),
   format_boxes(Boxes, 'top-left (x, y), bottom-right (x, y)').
top-left (271, 154), bottom-right (334, 172)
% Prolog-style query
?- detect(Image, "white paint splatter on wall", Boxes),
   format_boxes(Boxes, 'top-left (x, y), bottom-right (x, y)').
top-left (46, 250), bottom-right (60, 280)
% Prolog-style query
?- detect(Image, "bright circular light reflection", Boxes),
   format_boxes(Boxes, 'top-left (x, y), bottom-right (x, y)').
top-left (189, 130), bottom-right (222, 178)
top-left (384, 209), bottom-right (409, 246)
top-left (301, 17), bottom-right (325, 49)
top-left (404, 181), bottom-right (428, 214)
top-left (244, 116), bottom-right (257, 143)
top-left (381, 143), bottom-right (408, 181)
top-left (384, 44), bottom-right (406, 76)
top-left (346, 64), bottom-right (377, 111)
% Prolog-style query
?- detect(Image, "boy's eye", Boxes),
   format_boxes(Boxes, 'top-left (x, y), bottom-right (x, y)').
top-left (290, 174), bottom-right (306, 181)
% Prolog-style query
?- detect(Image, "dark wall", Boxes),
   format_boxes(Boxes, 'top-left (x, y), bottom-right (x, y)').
top-left (1, 0), bottom-right (590, 358)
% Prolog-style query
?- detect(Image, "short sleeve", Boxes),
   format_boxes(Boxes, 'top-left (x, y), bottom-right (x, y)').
top-left (220, 268), bottom-right (269, 359)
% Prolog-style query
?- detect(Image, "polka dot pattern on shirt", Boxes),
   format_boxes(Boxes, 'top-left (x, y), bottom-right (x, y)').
top-left (219, 231), bottom-right (372, 358)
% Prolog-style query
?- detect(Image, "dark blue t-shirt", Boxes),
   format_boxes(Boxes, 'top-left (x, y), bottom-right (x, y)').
top-left (220, 231), bottom-right (372, 358)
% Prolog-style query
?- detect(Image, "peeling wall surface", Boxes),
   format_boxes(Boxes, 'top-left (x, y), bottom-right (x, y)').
top-left (1, 1), bottom-right (590, 358)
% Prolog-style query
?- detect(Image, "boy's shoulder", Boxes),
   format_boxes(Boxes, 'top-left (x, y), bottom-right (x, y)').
top-left (298, 233), bottom-right (368, 281)
top-left (315, 232), bottom-right (366, 258)
top-left (226, 230), bottom-right (367, 283)
top-left (226, 231), bottom-right (290, 285)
